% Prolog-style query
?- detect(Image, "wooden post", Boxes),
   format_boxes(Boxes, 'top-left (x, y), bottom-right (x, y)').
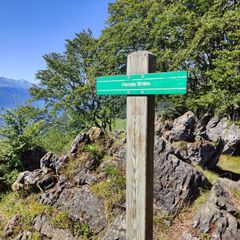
top-left (126, 51), bottom-right (156, 240)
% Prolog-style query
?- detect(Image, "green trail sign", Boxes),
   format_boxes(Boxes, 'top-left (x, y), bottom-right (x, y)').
top-left (96, 71), bottom-right (187, 95)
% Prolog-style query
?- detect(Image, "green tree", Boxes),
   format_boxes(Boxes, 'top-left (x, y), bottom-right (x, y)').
top-left (30, 30), bottom-right (115, 130)
top-left (96, 0), bottom-right (240, 119)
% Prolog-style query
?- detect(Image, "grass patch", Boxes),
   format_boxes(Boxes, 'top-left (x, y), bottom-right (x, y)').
top-left (195, 165), bottom-right (218, 184)
top-left (0, 192), bottom-right (53, 237)
top-left (50, 210), bottom-right (93, 238)
top-left (190, 190), bottom-right (210, 211)
top-left (90, 165), bottom-right (125, 217)
top-left (113, 118), bottom-right (126, 131)
top-left (218, 155), bottom-right (240, 174)
top-left (153, 214), bottom-right (172, 240)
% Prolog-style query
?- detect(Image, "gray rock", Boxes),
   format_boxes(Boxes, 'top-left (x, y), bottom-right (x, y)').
top-left (169, 111), bottom-right (197, 142)
top-left (102, 213), bottom-right (126, 240)
top-left (40, 152), bottom-right (68, 174)
top-left (70, 133), bottom-right (89, 154)
top-left (14, 231), bottom-right (32, 240)
top-left (181, 232), bottom-right (200, 240)
top-left (195, 113), bottom-right (211, 137)
top-left (191, 179), bottom-right (240, 240)
top-left (55, 186), bottom-right (107, 233)
top-left (206, 118), bottom-right (240, 155)
top-left (154, 152), bottom-right (210, 216)
top-left (221, 123), bottom-right (240, 155)
top-left (34, 214), bottom-right (77, 240)
top-left (13, 168), bottom-right (57, 192)
top-left (171, 140), bottom-right (223, 169)
top-left (40, 175), bottom-right (67, 205)
top-left (73, 169), bottom-right (98, 186)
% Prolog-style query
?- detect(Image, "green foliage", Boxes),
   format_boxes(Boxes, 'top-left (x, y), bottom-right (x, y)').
top-left (30, 30), bottom-right (115, 131)
top-left (39, 127), bottom-right (74, 154)
top-left (97, 0), bottom-right (240, 119)
top-left (0, 106), bottom-right (46, 190)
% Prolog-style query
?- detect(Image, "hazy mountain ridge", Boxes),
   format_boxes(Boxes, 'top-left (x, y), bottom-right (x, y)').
top-left (0, 77), bottom-right (33, 109)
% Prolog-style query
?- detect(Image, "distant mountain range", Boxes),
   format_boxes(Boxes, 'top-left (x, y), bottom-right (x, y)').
top-left (0, 77), bottom-right (35, 109)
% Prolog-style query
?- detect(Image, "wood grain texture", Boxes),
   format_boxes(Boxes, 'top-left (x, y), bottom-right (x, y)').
top-left (126, 51), bottom-right (156, 240)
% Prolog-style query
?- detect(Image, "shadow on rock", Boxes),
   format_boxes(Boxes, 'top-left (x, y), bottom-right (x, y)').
top-left (213, 166), bottom-right (240, 181)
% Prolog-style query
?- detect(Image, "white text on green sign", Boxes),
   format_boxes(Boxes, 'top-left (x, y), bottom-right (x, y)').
top-left (96, 71), bottom-right (187, 95)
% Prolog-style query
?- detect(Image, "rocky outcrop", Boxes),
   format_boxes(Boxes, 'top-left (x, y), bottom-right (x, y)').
top-left (206, 117), bottom-right (240, 155)
top-left (154, 150), bottom-right (210, 216)
top-left (171, 140), bottom-right (223, 169)
top-left (169, 111), bottom-right (197, 142)
top-left (40, 175), bottom-right (67, 205)
top-left (4, 215), bottom-right (19, 237)
top-left (54, 186), bottom-right (107, 234)
top-left (8, 113), bottom-right (240, 240)
top-left (12, 168), bottom-right (57, 192)
top-left (183, 179), bottom-right (240, 240)
top-left (40, 152), bottom-right (68, 174)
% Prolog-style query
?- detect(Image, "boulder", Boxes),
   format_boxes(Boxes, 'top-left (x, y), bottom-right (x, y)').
top-left (195, 113), bottom-right (211, 137)
top-left (54, 186), bottom-right (107, 234)
top-left (169, 111), bottom-right (197, 142)
top-left (191, 179), bottom-right (240, 240)
top-left (73, 169), bottom-right (98, 186)
top-left (205, 117), bottom-right (223, 142)
top-left (154, 151), bottom-right (210, 216)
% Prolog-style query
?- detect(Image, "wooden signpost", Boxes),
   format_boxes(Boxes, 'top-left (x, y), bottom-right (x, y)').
top-left (96, 51), bottom-right (187, 240)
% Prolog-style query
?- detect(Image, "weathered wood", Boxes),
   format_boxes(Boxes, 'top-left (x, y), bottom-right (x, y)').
top-left (126, 51), bottom-right (156, 240)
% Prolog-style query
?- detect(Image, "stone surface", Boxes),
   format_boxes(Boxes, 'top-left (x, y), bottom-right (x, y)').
top-left (191, 179), bottom-right (240, 240)
top-left (73, 169), bottom-right (98, 186)
top-left (181, 232), bottom-right (200, 240)
top-left (12, 168), bottom-right (57, 192)
top-left (102, 213), bottom-right (126, 240)
top-left (34, 214), bottom-right (77, 240)
top-left (40, 153), bottom-right (69, 174)
top-left (169, 111), bottom-right (197, 142)
top-left (40, 175), bottom-right (67, 205)
top-left (55, 186), bottom-right (107, 234)
top-left (154, 151), bottom-right (210, 216)
top-left (171, 140), bottom-right (223, 169)
top-left (70, 133), bottom-right (90, 154)
top-left (206, 118), bottom-right (240, 155)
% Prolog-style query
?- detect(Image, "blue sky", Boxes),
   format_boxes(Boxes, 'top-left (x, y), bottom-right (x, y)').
top-left (0, 0), bottom-right (113, 83)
